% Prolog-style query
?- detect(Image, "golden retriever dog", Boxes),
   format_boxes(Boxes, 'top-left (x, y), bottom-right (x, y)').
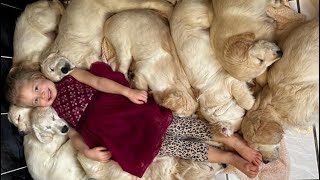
top-left (170, 0), bottom-right (255, 136)
top-left (13, 0), bottom-right (64, 66)
top-left (24, 107), bottom-right (88, 180)
top-left (40, 0), bottom-right (174, 82)
top-left (7, 105), bottom-right (33, 135)
top-left (103, 10), bottom-right (198, 117)
top-left (241, 14), bottom-right (319, 163)
top-left (209, 0), bottom-right (283, 81)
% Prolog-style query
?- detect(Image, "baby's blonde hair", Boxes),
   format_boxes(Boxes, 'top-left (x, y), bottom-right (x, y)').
top-left (5, 64), bottom-right (44, 106)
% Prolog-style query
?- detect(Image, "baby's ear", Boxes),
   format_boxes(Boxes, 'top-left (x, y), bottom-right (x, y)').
top-left (33, 126), bottom-right (53, 144)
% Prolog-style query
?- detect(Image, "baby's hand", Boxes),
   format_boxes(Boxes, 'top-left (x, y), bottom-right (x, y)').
top-left (126, 89), bottom-right (148, 104)
top-left (84, 146), bottom-right (112, 163)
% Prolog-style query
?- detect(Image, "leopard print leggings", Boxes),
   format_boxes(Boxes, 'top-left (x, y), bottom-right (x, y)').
top-left (158, 116), bottom-right (212, 162)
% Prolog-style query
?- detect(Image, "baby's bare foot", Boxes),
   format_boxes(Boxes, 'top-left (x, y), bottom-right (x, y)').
top-left (229, 134), bottom-right (262, 166)
top-left (229, 154), bottom-right (260, 178)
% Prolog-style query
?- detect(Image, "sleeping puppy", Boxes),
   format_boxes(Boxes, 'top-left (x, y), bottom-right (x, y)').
top-left (241, 14), bottom-right (319, 163)
top-left (24, 107), bottom-right (87, 180)
top-left (170, 0), bottom-right (254, 136)
top-left (13, 0), bottom-right (64, 66)
top-left (103, 10), bottom-right (198, 117)
top-left (40, 0), bottom-right (174, 82)
top-left (209, 0), bottom-right (283, 81)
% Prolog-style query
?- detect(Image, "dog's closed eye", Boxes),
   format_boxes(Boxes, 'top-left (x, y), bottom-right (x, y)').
top-left (46, 126), bottom-right (51, 129)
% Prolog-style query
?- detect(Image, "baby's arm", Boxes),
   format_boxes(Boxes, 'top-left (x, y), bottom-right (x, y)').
top-left (70, 68), bottom-right (148, 104)
top-left (68, 128), bottom-right (111, 163)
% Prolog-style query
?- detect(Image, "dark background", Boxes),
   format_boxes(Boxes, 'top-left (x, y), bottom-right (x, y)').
top-left (1, 1), bottom-right (42, 179)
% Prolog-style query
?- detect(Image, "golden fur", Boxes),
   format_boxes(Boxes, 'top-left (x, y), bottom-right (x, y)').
top-left (103, 10), bottom-right (198, 117)
top-left (40, 0), bottom-right (174, 82)
top-left (209, 0), bottom-right (283, 81)
top-left (170, 0), bottom-right (255, 136)
top-left (13, 0), bottom-right (64, 66)
top-left (241, 14), bottom-right (319, 163)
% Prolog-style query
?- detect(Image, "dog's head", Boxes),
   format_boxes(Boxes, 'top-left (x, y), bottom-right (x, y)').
top-left (40, 53), bottom-right (76, 82)
top-left (8, 105), bottom-right (33, 136)
top-left (153, 88), bottom-right (198, 117)
top-left (30, 107), bottom-right (69, 143)
top-left (224, 32), bottom-right (283, 81)
top-left (241, 108), bottom-right (284, 163)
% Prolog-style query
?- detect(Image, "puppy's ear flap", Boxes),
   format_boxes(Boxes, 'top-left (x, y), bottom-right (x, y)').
top-left (224, 32), bottom-right (255, 60)
top-left (33, 126), bottom-right (53, 144)
top-left (254, 120), bottom-right (284, 144)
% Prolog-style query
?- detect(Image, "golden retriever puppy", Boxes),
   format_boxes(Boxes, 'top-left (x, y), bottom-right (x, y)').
top-left (24, 107), bottom-right (87, 180)
top-left (103, 10), bottom-right (198, 117)
top-left (241, 18), bottom-right (319, 163)
top-left (40, 0), bottom-right (174, 82)
top-left (7, 105), bottom-right (32, 135)
top-left (209, 0), bottom-right (283, 81)
top-left (170, 0), bottom-right (254, 135)
top-left (13, 0), bottom-right (64, 66)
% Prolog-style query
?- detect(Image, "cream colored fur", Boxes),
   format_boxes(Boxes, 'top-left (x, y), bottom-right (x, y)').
top-left (103, 10), bottom-right (198, 117)
top-left (13, 0), bottom-right (64, 66)
top-left (8, 105), bottom-right (33, 135)
top-left (170, 0), bottom-right (255, 136)
top-left (40, 0), bottom-right (174, 82)
top-left (24, 107), bottom-right (87, 180)
top-left (241, 18), bottom-right (319, 163)
top-left (209, 0), bottom-right (282, 81)
top-left (78, 152), bottom-right (224, 180)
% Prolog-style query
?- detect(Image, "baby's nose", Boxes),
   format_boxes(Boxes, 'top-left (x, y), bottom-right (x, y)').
top-left (41, 91), bottom-right (46, 99)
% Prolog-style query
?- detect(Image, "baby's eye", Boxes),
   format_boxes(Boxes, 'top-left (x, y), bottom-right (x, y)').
top-left (35, 86), bottom-right (39, 92)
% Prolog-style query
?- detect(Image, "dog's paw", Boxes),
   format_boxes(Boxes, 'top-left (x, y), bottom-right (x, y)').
top-left (211, 121), bottom-right (234, 137)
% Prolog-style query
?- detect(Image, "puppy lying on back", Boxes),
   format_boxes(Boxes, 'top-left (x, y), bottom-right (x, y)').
top-left (103, 10), bottom-right (198, 117)
top-left (13, 0), bottom-right (64, 66)
top-left (241, 5), bottom-right (319, 163)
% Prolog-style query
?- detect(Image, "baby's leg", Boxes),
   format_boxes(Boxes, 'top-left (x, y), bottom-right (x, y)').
top-left (208, 146), bottom-right (259, 178)
top-left (213, 133), bottom-right (262, 166)
top-left (166, 116), bottom-right (212, 141)
top-left (159, 135), bottom-right (209, 162)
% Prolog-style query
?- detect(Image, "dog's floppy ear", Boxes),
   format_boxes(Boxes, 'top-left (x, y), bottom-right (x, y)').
top-left (33, 126), bottom-right (53, 144)
top-left (224, 32), bottom-right (255, 61)
top-left (253, 119), bottom-right (284, 144)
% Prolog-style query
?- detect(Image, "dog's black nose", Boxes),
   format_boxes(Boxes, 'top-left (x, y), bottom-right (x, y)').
top-left (263, 159), bottom-right (270, 164)
top-left (19, 131), bottom-right (26, 136)
top-left (61, 125), bottom-right (69, 133)
top-left (61, 63), bottom-right (71, 74)
top-left (276, 50), bottom-right (283, 57)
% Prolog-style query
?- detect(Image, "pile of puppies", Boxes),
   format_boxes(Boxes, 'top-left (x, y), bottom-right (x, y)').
top-left (7, 0), bottom-right (319, 179)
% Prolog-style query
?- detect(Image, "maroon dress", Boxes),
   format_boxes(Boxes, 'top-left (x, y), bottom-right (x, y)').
top-left (52, 62), bottom-right (172, 177)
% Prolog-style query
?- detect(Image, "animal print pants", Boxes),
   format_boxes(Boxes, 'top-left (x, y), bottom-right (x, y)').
top-left (158, 116), bottom-right (212, 161)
